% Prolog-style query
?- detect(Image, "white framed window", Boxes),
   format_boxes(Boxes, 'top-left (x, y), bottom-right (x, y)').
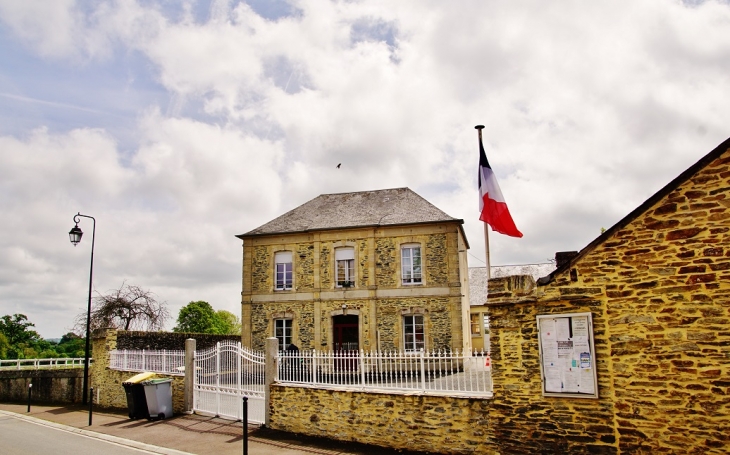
top-left (275, 318), bottom-right (292, 351)
top-left (471, 313), bottom-right (481, 336)
top-left (335, 247), bottom-right (355, 288)
top-left (403, 315), bottom-right (425, 352)
top-left (401, 245), bottom-right (422, 285)
top-left (274, 251), bottom-right (293, 290)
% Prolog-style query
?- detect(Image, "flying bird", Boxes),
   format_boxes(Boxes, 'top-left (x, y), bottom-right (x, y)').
top-left (336, 163), bottom-right (341, 168)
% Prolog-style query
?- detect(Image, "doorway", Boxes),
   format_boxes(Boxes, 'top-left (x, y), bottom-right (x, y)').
top-left (332, 315), bottom-right (359, 351)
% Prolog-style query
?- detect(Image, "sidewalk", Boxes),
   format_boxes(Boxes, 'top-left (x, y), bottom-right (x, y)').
top-left (0, 403), bottom-right (435, 455)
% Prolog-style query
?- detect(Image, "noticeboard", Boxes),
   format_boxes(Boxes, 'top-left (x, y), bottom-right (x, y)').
top-left (536, 312), bottom-right (598, 399)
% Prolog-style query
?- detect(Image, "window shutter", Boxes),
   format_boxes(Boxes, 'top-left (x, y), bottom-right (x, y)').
top-left (275, 251), bottom-right (292, 263)
top-left (335, 248), bottom-right (354, 261)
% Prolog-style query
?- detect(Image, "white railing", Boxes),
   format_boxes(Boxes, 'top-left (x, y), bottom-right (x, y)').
top-left (277, 349), bottom-right (493, 397)
top-left (109, 349), bottom-right (185, 376)
top-left (0, 358), bottom-right (90, 370)
top-left (194, 341), bottom-right (266, 423)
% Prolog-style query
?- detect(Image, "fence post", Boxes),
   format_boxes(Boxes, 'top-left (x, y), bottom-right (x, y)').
top-left (420, 349), bottom-right (426, 392)
top-left (264, 337), bottom-right (278, 428)
top-left (359, 350), bottom-right (366, 387)
top-left (184, 338), bottom-right (196, 414)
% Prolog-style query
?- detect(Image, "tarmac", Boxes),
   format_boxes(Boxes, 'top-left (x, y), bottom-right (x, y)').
top-left (0, 402), bottom-right (436, 455)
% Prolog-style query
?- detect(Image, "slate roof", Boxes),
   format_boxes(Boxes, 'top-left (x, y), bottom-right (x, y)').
top-left (469, 264), bottom-right (556, 306)
top-left (238, 187), bottom-right (464, 238)
top-left (538, 135), bottom-right (730, 285)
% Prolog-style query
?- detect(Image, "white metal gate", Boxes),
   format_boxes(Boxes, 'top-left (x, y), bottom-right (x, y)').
top-left (193, 341), bottom-right (265, 423)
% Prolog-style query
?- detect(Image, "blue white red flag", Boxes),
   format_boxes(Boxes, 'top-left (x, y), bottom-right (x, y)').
top-left (478, 134), bottom-right (523, 238)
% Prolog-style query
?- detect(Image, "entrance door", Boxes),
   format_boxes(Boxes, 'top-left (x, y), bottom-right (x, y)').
top-left (333, 315), bottom-right (359, 351)
top-left (333, 315), bottom-right (358, 372)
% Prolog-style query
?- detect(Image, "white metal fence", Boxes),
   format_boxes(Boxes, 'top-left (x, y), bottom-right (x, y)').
top-left (109, 349), bottom-right (185, 376)
top-left (194, 341), bottom-right (266, 423)
top-left (0, 358), bottom-right (89, 370)
top-left (277, 349), bottom-right (493, 397)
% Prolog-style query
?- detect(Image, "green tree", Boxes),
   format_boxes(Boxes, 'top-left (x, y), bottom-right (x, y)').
top-left (0, 314), bottom-right (41, 346)
top-left (56, 332), bottom-right (85, 358)
top-left (173, 301), bottom-right (219, 333)
top-left (0, 314), bottom-right (43, 358)
top-left (0, 332), bottom-right (9, 359)
top-left (215, 310), bottom-right (241, 335)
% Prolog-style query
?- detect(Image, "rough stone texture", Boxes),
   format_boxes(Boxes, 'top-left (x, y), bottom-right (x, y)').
top-left (296, 243), bottom-right (315, 290)
top-left (426, 233), bottom-right (448, 286)
top-left (269, 385), bottom-right (498, 455)
top-left (252, 245), bottom-right (271, 292)
top-left (0, 369), bottom-right (84, 404)
top-left (375, 237), bottom-right (397, 287)
top-left (475, 140), bottom-right (730, 454)
top-left (250, 301), bottom-right (315, 351)
top-left (358, 239), bottom-right (369, 288)
top-left (376, 297), bottom-right (453, 352)
top-left (90, 330), bottom-right (185, 413)
top-left (320, 244), bottom-right (332, 289)
top-left (242, 225), bottom-right (468, 354)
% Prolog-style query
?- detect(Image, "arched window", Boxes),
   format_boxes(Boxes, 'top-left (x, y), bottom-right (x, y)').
top-left (335, 247), bottom-right (355, 287)
top-left (274, 251), bottom-right (293, 290)
top-left (401, 244), bottom-right (422, 285)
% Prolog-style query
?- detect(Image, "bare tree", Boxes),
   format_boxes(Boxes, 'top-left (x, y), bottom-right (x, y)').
top-left (75, 282), bottom-right (169, 332)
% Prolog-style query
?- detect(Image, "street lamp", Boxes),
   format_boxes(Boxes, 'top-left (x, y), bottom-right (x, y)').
top-left (69, 212), bottom-right (95, 405)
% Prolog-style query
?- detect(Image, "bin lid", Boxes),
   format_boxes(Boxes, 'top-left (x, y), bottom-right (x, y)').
top-left (123, 371), bottom-right (156, 385)
top-left (142, 378), bottom-right (172, 385)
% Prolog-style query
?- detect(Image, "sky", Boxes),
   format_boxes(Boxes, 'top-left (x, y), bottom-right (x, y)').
top-left (2, 0), bottom-right (730, 338)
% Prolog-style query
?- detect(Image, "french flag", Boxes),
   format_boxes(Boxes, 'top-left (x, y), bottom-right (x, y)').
top-left (478, 129), bottom-right (523, 238)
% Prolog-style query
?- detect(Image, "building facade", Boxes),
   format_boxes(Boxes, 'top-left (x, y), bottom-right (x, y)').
top-left (237, 188), bottom-right (471, 353)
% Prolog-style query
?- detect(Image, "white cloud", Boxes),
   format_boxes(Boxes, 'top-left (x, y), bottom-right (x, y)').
top-left (1, 0), bottom-right (730, 336)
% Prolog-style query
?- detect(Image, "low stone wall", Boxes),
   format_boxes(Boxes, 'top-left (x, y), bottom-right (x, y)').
top-left (90, 328), bottom-right (186, 414)
top-left (91, 367), bottom-right (184, 414)
top-left (269, 385), bottom-right (496, 454)
top-left (0, 369), bottom-right (84, 404)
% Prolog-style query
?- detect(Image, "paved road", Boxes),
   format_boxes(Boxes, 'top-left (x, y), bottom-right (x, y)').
top-left (0, 413), bottom-right (175, 455)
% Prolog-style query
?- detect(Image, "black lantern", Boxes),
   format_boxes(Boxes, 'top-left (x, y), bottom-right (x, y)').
top-left (69, 224), bottom-right (83, 246)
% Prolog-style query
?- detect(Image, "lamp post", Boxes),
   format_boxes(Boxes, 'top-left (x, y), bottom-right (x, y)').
top-left (69, 212), bottom-right (95, 405)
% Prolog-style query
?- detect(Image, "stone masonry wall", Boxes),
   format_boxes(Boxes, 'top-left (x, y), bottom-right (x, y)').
top-left (269, 385), bottom-right (497, 455)
top-left (376, 297), bottom-right (453, 352)
top-left (250, 302), bottom-right (315, 350)
top-left (477, 143), bottom-right (730, 454)
top-left (375, 237), bottom-right (397, 287)
top-left (246, 227), bottom-right (466, 353)
top-left (0, 369), bottom-right (84, 404)
top-left (252, 245), bottom-right (271, 292)
top-left (426, 233), bottom-right (448, 285)
top-left (90, 329), bottom-right (185, 413)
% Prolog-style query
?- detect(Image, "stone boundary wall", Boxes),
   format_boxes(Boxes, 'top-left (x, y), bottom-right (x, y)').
top-left (92, 367), bottom-right (185, 413)
top-left (269, 385), bottom-right (496, 454)
top-left (115, 330), bottom-right (239, 351)
top-left (90, 329), bottom-right (186, 414)
top-left (0, 369), bottom-right (84, 404)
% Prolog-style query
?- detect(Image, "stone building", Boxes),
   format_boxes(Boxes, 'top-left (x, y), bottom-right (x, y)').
top-left (267, 137), bottom-right (730, 454)
top-left (485, 136), bottom-right (730, 454)
top-left (236, 187), bottom-right (471, 353)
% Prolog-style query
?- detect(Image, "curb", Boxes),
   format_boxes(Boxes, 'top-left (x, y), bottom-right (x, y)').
top-left (0, 410), bottom-right (195, 455)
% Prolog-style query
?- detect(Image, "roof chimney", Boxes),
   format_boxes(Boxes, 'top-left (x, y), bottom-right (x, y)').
top-left (555, 251), bottom-right (579, 268)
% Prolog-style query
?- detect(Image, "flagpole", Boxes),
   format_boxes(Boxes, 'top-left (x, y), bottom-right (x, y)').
top-left (475, 125), bottom-right (491, 280)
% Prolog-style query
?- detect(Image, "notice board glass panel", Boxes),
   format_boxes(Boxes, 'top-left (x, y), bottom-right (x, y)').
top-left (536, 312), bottom-right (598, 399)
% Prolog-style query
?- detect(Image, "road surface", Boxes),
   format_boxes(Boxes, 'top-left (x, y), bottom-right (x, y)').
top-left (0, 413), bottom-right (171, 455)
